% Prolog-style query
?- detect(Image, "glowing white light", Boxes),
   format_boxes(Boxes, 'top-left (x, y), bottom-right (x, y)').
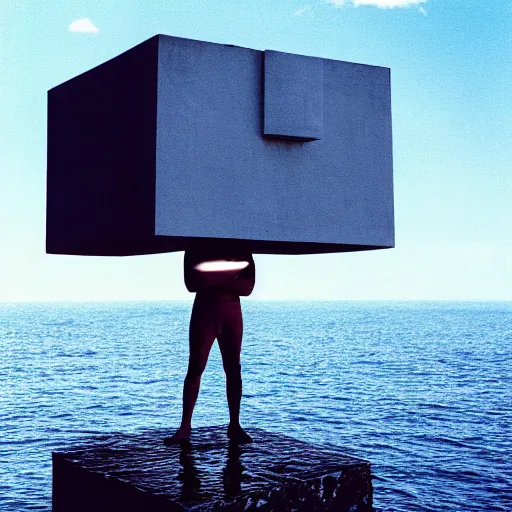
top-left (195, 260), bottom-right (249, 272)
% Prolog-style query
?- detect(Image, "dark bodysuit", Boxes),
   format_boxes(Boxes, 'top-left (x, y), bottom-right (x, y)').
top-left (184, 239), bottom-right (255, 382)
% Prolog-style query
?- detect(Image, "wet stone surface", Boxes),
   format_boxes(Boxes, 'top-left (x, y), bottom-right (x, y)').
top-left (52, 425), bottom-right (373, 511)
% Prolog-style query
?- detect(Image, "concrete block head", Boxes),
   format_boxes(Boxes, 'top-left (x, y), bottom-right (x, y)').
top-left (46, 35), bottom-right (394, 256)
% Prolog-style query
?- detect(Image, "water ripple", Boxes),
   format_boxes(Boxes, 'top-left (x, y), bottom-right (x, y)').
top-left (0, 300), bottom-right (511, 511)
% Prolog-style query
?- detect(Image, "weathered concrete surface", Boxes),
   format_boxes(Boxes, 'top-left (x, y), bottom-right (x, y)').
top-left (53, 425), bottom-right (373, 511)
top-left (263, 50), bottom-right (324, 141)
top-left (47, 34), bottom-right (394, 256)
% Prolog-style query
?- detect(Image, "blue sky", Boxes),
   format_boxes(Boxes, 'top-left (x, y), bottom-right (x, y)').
top-left (1, 0), bottom-right (510, 301)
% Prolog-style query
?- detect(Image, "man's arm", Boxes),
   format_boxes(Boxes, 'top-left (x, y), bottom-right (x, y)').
top-left (184, 244), bottom-right (243, 292)
top-left (218, 276), bottom-right (254, 296)
top-left (184, 239), bottom-right (255, 295)
top-left (217, 259), bottom-right (255, 296)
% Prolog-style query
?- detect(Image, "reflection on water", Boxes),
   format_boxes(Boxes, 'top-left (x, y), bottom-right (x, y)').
top-left (177, 440), bottom-right (247, 502)
top-left (223, 443), bottom-right (246, 499)
top-left (178, 442), bottom-right (202, 502)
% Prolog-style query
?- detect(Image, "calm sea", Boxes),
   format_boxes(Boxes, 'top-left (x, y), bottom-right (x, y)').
top-left (0, 301), bottom-right (511, 511)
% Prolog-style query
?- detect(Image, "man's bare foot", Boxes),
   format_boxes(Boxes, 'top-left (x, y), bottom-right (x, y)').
top-left (227, 424), bottom-right (253, 444)
top-left (163, 425), bottom-right (191, 446)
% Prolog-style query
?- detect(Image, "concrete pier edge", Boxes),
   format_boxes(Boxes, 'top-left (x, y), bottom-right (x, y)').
top-left (52, 425), bottom-right (373, 511)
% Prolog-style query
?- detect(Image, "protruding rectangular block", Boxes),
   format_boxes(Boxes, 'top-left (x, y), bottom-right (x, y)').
top-left (47, 34), bottom-right (394, 256)
top-left (263, 50), bottom-right (323, 141)
top-left (52, 426), bottom-right (373, 511)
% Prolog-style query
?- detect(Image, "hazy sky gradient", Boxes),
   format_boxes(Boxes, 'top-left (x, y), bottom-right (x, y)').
top-left (1, 0), bottom-right (510, 301)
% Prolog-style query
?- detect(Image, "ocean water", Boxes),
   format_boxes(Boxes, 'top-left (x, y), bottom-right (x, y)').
top-left (0, 300), bottom-right (511, 511)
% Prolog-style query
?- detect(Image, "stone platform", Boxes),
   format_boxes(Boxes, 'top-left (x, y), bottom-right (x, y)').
top-left (52, 426), bottom-right (373, 511)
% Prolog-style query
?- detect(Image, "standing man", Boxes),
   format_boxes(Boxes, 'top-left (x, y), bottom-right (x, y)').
top-left (164, 238), bottom-right (255, 445)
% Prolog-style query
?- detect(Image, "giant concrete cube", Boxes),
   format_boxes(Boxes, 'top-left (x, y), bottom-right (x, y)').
top-left (46, 34), bottom-right (394, 256)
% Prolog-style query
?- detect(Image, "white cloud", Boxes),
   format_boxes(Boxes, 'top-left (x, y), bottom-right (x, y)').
top-left (68, 18), bottom-right (99, 34)
top-left (293, 5), bottom-right (312, 16)
top-left (354, 0), bottom-right (426, 6)
top-left (327, 0), bottom-right (426, 7)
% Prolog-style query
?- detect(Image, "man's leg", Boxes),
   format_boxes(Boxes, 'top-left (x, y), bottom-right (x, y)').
top-left (217, 301), bottom-right (252, 444)
top-left (164, 298), bottom-right (217, 445)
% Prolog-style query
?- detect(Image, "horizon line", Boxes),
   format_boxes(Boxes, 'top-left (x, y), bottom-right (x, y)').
top-left (0, 298), bottom-right (511, 304)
